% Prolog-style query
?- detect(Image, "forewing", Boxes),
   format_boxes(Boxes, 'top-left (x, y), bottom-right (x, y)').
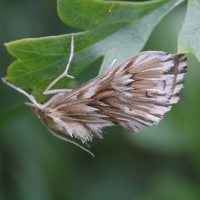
top-left (46, 51), bottom-right (187, 143)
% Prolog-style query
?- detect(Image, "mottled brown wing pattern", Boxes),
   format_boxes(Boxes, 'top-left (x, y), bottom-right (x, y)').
top-left (42, 51), bottom-right (187, 143)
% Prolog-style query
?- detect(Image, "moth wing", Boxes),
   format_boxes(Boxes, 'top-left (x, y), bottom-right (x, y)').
top-left (47, 51), bottom-right (187, 143)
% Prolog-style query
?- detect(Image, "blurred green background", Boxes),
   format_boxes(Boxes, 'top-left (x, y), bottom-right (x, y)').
top-left (1, 0), bottom-right (200, 200)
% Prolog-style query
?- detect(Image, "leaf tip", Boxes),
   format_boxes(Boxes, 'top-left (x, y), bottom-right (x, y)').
top-left (2, 76), bottom-right (6, 80)
top-left (1, 77), bottom-right (10, 87)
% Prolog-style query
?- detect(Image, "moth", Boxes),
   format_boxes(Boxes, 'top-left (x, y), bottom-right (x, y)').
top-left (2, 34), bottom-right (187, 156)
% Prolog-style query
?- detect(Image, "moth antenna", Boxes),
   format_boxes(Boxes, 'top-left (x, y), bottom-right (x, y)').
top-left (44, 33), bottom-right (75, 94)
top-left (1, 77), bottom-right (42, 109)
top-left (47, 126), bottom-right (95, 157)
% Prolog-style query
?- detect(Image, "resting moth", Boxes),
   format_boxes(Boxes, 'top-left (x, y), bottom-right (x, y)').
top-left (2, 34), bottom-right (187, 156)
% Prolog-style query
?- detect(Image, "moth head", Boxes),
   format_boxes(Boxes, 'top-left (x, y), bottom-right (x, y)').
top-left (25, 102), bottom-right (43, 118)
top-left (25, 102), bottom-right (57, 128)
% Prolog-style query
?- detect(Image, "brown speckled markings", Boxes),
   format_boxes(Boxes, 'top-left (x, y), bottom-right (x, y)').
top-left (25, 51), bottom-right (187, 143)
top-left (2, 50), bottom-right (187, 156)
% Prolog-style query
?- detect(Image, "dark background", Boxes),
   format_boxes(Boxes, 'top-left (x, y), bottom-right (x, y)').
top-left (1, 0), bottom-right (200, 200)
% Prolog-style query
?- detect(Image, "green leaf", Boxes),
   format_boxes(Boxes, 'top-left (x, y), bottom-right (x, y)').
top-left (178, 0), bottom-right (200, 62)
top-left (6, 0), bottom-right (184, 102)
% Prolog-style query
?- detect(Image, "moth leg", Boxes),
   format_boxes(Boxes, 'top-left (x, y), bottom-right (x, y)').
top-left (43, 33), bottom-right (75, 95)
top-left (47, 126), bottom-right (95, 157)
top-left (1, 77), bottom-right (42, 109)
top-left (108, 59), bottom-right (117, 69)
